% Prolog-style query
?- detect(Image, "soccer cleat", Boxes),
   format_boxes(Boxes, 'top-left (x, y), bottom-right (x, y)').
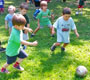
top-left (13, 65), bottom-right (24, 71)
top-left (1, 68), bottom-right (9, 73)
top-left (31, 33), bottom-right (35, 38)
top-left (51, 34), bottom-right (55, 37)
top-left (0, 48), bottom-right (6, 53)
top-left (61, 47), bottom-right (65, 52)
top-left (50, 45), bottom-right (56, 51)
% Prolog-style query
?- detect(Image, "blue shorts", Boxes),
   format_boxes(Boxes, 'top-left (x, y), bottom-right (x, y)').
top-left (40, 23), bottom-right (52, 29)
top-left (6, 49), bottom-right (28, 64)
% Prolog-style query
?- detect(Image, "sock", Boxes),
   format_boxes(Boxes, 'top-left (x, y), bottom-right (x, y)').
top-left (14, 62), bottom-right (19, 67)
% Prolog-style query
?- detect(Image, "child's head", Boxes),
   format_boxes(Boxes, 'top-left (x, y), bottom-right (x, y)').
top-left (40, 1), bottom-right (47, 10)
top-left (62, 7), bottom-right (71, 21)
top-left (12, 13), bottom-right (26, 30)
top-left (8, 5), bottom-right (16, 14)
top-left (19, 2), bottom-right (29, 15)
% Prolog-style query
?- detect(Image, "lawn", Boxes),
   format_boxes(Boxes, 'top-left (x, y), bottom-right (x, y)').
top-left (0, 0), bottom-right (90, 80)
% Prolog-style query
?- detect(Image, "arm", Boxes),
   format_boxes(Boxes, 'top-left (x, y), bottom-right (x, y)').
top-left (21, 40), bottom-right (38, 46)
top-left (74, 28), bottom-right (79, 38)
top-left (23, 27), bottom-right (33, 33)
top-left (5, 21), bottom-right (8, 29)
top-left (37, 19), bottom-right (40, 27)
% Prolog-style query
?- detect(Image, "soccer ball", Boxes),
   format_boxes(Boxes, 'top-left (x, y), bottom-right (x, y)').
top-left (76, 66), bottom-right (88, 77)
top-left (75, 12), bottom-right (79, 15)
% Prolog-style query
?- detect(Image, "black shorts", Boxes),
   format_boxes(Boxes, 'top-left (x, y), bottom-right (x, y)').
top-left (6, 49), bottom-right (28, 64)
top-left (34, 1), bottom-right (40, 7)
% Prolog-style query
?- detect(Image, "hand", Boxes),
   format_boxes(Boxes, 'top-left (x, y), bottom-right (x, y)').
top-left (29, 28), bottom-right (33, 33)
top-left (32, 41), bottom-right (38, 46)
top-left (76, 32), bottom-right (79, 38)
top-left (51, 14), bottom-right (54, 20)
top-left (52, 30), bottom-right (55, 35)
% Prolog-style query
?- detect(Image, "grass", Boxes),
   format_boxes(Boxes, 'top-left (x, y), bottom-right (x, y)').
top-left (0, 0), bottom-right (90, 80)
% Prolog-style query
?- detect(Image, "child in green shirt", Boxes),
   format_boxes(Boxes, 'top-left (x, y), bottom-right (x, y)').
top-left (31, 1), bottom-right (55, 37)
top-left (1, 14), bottom-right (38, 73)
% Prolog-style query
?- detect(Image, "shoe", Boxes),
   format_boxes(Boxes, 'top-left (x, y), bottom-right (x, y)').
top-left (0, 47), bottom-right (6, 53)
top-left (50, 45), bottom-right (56, 51)
top-left (61, 47), bottom-right (65, 52)
top-left (51, 34), bottom-right (55, 37)
top-left (23, 45), bottom-right (27, 50)
top-left (13, 65), bottom-right (24, 71)
top-left (31, 33), bottom-right (35, 37)
top-left (1, 68), bottom-right (9, 73)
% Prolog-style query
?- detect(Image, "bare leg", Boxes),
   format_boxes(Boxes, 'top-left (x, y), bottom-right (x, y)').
top-left (54, 42), bottom-right (61, 46)
top-left (62, 43), bottom-right (68, 48)
top-left (33, 26), bottom-right (40, 34)
top-left (50, 26), bottom-right (55, 35)
top-left (9, 28), bottom-right (12, 35)
top-left (2, 62), bottom-right (9, 69)
top-left (16, 58), bottom-right (24, 63)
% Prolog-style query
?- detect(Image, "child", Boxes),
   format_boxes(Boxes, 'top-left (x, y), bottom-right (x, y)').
top-left (51, 7), bottom-right (79, 52)
top-left (76, 0), bottom-right (86, 15)
top-left (0, 0), bottom-right (4, 14)
top-left (19, 2), bottom-right (33, 49)
top-left (31, 1), bottom-right (55, 37)
top-left (1, 14), bottom-right (38, 73)
top-left (5, 5), bottom-right (16, 34)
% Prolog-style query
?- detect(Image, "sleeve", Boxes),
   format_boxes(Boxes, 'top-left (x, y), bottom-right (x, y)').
top-left (71, 18), bottom-right (76, 30)
top-left (53, 18), bottom-right (59, 29)
top-left (26, 15), bottom-right (30, 24)
top-left (36, 12), bottom-right (42, 20)
top-left (5, 15), bottom-right (9, 21)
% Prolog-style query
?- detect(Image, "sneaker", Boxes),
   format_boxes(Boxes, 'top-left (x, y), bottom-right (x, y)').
top-left (51, 34), bottom-right (55, 37)
top-left (1, 68), bottom-right (9, 73)
top-left (13, 65), bottom-right (24, 71)
top-left (0, 47), bottom-right (6, 53)
top-left (61, 47), bottom-right (65, 52)
top-left (23, 45), bottom-right (27, 50)
top-left (50, 45), bottom-right (56, 51)
top-left (31, 33), bottom-right (35, 38)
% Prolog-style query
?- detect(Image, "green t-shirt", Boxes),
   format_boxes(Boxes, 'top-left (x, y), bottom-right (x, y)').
top-left (79, 0), bottom-right (86, 5)
top-left (6, 27), bottom-right (23, 56)
top-left (36, 9), bottom-right (51, 26)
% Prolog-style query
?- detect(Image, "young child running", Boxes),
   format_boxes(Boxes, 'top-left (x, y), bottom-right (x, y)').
top-left (1, 14), bottom-right (38, 73)
top-left (19, 2), bottom-right (33, 49)
top-left (51, 7), bottom-right (79, 52)
top-left (76, 0), bottom-right (86, 15)
top-left (5, 5), bottom-right (16, 35)
top-left (31, 1), bottom-right (55, 37)
top-left (0, 0), bottom-right (4, 14)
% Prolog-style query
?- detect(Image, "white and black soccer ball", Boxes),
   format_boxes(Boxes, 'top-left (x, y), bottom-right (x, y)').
top-left (75, 11), bottom-right (79, 15)
top-left (76, 66), bottom-right (88, 77)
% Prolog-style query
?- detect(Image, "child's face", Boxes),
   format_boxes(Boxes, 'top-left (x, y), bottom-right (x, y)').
top-left (42, 5), bottom-right (47, 11)
top-left (63, 14), bottom-right (71, 21)
top-left (20, 9), bottom-right (27, 15)
top-left (8, 7), bottom-right (15, 14)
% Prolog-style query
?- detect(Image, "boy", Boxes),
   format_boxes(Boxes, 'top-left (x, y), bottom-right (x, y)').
top-left (76, 0), bottom-right (86, 15)
top-left (5, 5), bottom-right (16, 34)
top-left (1, 14), bottom-right (38, 73)
top-left (19, 2), bottom-right (33, 49)
top-left (31, 1), bottom-right (55, 37)
top-left (0, 0), bottom-right (4, 14)
top-left (51, 7), bottom-right (79, 52)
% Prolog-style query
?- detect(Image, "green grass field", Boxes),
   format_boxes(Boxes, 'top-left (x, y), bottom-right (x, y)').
top-left (0, 0), bottom-right (90, 80)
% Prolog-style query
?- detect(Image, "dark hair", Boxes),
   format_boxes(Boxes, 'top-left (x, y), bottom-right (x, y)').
top-left (62, 7), bottom-right (71, 15)
top-left (20, 2), bottom-right (29, 10)
top-left (12, 14), bottom-right (26, 26)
